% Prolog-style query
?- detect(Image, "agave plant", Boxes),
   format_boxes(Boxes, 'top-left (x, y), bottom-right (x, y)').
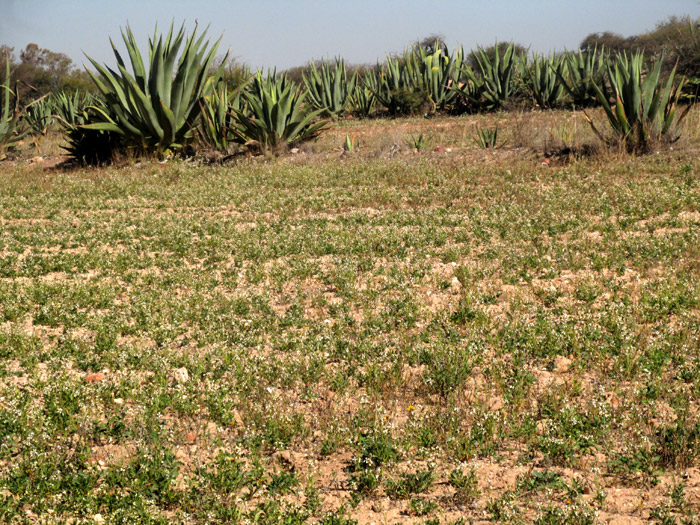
top-left (24, 96), bottom-right (54, 135)
top-left (0, 53), bottom-right (29, 150)
top-left (303, 59), bottom-right (356, 118)
top-left (585, 51), bottom-right (690, 153)
top-left (405, 132), bottom-right (432, 152)
top-left (62, 96), bottom-right (122, 165)
top-left (473, 126), bottom-right (502, 149)
top-left (521, 53), bottom-right (566, 109)
top-left (349, 83), bottom-right (376, 117)
top-left (53, 90), bottom-right (93, 129)
top-left (413, 44), bottom-right (463, 112)
top-left (196, 83), bottom-right (246, 151)
top-left (557, 47), bottom-right (609, 108)
top-left (455, 42), bottom-right (518, 111)
top-left (366, 52), bottom-right (426, 115)
top-left (343, 133), bottom-right (357, 152)
top-left (82, 22), bottom-right (225, 155)
top-left (232, 71), bottom-right (327, 153)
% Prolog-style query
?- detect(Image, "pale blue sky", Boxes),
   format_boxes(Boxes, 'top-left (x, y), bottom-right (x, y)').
top-left (2, 0), bottom-right (699, 70)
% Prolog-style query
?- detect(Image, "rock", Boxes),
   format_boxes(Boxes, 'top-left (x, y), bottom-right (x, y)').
top-left (274, 450), bottom-right (304, 471)
top-left (205, 421), bottom-right (218, 437)
top-left (231, 409), bottom-right (244, 426)
top-left (554, 356), bottom-right (572, 373)
top-left (173, 367), bottom-right (189, 383)
top-left (36, 363), bottom-right (49, 381)
top-left (85, 372), bottom-right (106, 384)
top-left (290, 148), bottom-right (300, 154)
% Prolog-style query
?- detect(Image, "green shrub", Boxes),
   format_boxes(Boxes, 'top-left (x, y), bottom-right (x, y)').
top-left (82, 22), bottom-right (225, 156)
top-left (348, 84), bottom-right (376, 117)
top-left (52, 90), bottom-right (92, 129)
top-left (455, 42), bottom-right (519, 111)
top-left (585, 51), bottom-right (690, 153)
top-left (23, 96), bottom-right (54, 135)
top-left (521, 53), bottom-right (566, 109)
top-left (233, 71), bottom-right (327, 153)
top-left (558, 47), bottom-right (609, 108)
top-left (0, 52), bottom-right (29, 151)
top-left (413, 43), bottom-right (463, 112)
top-left (366, 52), bottom-right (427, 115)
top-left (196, 83), bottom-right (243, 152)
top-left (303, 58), bottom-right (356, 118)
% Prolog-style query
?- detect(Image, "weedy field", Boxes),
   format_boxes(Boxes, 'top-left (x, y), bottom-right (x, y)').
top-left (1, 109), bottom-right (700, 524)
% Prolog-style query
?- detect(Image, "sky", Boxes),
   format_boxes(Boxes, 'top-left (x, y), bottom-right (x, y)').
top-left (2, 0), bottom-right (700, 71)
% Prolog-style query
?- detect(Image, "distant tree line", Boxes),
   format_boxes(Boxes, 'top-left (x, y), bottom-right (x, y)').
top-left (0, 43), bottom-right (96, 104)
top-left (580, 16), bottom-right (700, 79)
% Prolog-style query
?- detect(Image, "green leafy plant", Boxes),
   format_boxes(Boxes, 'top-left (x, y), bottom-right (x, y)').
top-left (449, 467), bottom-right (480, 503)
top-left (0, 52), bottom-right (29, 151)
top-left (196, 83), bottom-right (243, 152)
top-left (23, 96), bottom-right (54, 135)
top-left (584, 51), bottom-right (690, 153)
top-left (557, 47), bottom-right (609, 107)
top-left (407, 497), bottom-right (438, 516)
top-left (343, 133), bottom-right (356, 152)
top-left (405, 132), bottom-right (432, 152)
top-left (654, 419), bottom-right (700, 469)
top-left (349, 84), bottom-right (376, 117)
top-left (473, 125), bottom-right (502, 148)
top-left (82, 22), bottom-right (225, 156)
top-left (455, 42), bottom-right (518, 111)
top-left (232, 71), bottom-right (328, 153)
top-left (366, 53), bottom-right (427, 115)
top-left (52, 90), bottom-right (92, 129)
top-left (413, 43), bottom-right (463, 112)
top-left (303, 58), bottom-right (356, 118)
top-left (384, 467), bottom-right (435, 499)
top-left (521, 53), bottom-right (566, 109)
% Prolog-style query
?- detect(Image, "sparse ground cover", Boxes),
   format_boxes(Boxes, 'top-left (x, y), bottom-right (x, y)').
top-left (1, 110), bottom-right (700, 523)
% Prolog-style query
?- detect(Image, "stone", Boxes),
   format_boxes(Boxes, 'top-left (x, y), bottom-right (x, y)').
top-left (554, 356), bottom-right (572, 373)
top-left (173, 367), bottom-right (189, 383)
top-left (85, 372), bottom-right (106, 384)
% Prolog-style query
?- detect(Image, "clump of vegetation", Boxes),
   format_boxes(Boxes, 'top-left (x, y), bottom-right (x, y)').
top-left (405, 132), bottom-right (432, 152)
top-left (585, 51), bottom-right (690, 153)
top-left (0, 52), bottom-right (29, 151)
top-left (195, 83), bottom-right (241, 154)
top-left (473, 125), bottom-right (502, 148)
top-left (1, 108), bottom-right (700, 521)
top-left (233, 71), bottom-right (328, 153)
top-left (456, 42), bottom-right (519, 111)
top-left (521, 53), bottom-right (566, 109)
top-left (558, 46), bottom-right (608, 108)
top-left (303, 58), bottom-right (357, 118)
top-left (82, 22), bottom-right (225, 157)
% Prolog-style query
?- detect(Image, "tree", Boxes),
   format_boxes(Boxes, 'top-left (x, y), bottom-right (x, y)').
top-left (416, 34), bottom-right (448, 54)
top-left (580, 32), bottom-right (631, 55)
top-left (580, 17), bottom-right (700, 80)
top-left (0, 43), bottom-right (93, 103)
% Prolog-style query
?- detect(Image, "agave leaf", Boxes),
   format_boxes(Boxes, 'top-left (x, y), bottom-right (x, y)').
top-left (82, 121), bottom-right (126, 134)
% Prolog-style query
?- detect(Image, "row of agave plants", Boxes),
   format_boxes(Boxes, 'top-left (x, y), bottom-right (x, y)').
top-left (0, 23), bottom-right (693, 162)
